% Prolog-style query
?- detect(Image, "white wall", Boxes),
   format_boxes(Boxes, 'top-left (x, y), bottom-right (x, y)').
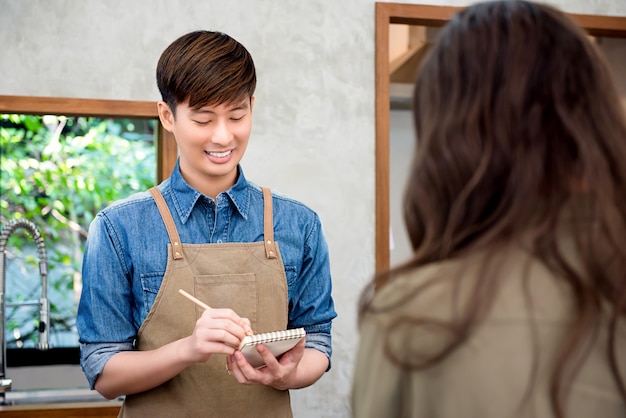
top-left (1, 1), bottom-right (624, 416)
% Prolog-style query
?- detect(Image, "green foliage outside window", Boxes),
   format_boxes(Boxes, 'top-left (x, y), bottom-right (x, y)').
top-left (0, 114), bottom-right (156, 348)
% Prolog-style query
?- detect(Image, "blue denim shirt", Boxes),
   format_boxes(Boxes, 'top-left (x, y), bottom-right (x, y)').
top-left (77, 162), bottom-right (336, 389)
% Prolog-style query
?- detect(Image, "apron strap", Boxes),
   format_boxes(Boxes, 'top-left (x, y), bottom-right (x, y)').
top-left (261, 187), bottom-right (277, 259)
top-left (149, 187), bottom-right (184, 260)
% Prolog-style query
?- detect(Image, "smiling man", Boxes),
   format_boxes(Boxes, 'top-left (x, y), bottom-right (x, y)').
top-left (76, 31), bottom-right (336, 418)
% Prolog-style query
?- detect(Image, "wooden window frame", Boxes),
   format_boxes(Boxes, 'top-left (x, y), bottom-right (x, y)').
top-left (0, 95), bottom-right (177, 182)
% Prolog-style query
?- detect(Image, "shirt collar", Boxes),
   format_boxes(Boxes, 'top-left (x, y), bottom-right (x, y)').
top-left (169, 160), bottom-right (251, 223)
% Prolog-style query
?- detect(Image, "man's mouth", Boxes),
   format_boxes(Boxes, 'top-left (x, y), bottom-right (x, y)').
top-left (206, 150), bottom-right (232, 158)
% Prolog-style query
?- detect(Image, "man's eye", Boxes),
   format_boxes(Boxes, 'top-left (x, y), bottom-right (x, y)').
top-left (230, 115), bottom-right (245, 121)
top-left (193, 120), bottom-right (211, 125)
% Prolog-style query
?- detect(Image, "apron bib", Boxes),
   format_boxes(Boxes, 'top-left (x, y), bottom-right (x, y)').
top-left (119, 187), bottom-right (292, 418)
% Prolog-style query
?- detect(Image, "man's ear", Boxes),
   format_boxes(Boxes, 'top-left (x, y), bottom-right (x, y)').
top-left (250, 96), bottom-right (255, 113)
top-left (157, 101), bottom-right (175, 132)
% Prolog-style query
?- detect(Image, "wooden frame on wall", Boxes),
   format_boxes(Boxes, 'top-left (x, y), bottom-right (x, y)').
top-left (0, 95), bottom-right (177, 182)
top-left (375, 2), bottom-right (626, 274)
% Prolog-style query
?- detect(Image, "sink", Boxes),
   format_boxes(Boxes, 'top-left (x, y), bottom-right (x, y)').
top-left (2, 388), bottom-right (123, 405)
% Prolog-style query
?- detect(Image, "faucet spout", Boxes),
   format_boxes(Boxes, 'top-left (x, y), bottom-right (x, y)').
top-left (0, 219), bottom-right (51, 399)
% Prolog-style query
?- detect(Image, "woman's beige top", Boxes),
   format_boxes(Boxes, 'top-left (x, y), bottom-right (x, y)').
top-left (352, 241), bottom-right (626, 418)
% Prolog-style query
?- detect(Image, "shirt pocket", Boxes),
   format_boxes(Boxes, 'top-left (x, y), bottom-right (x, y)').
top-left (194, 273), bottom-right (258, 330)
top-left (140, 272), bottom-right (165, 316)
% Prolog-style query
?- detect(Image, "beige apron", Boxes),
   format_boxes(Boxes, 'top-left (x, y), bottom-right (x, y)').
top-left (119, 187), bottom-right (292, 418)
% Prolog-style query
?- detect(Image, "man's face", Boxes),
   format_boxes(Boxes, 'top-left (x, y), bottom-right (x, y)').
top-left (158, 97), bottom-right (254, 197)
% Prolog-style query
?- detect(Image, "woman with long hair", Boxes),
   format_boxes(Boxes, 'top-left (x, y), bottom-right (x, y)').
top-left (352, 1), bottom-right (626, 417)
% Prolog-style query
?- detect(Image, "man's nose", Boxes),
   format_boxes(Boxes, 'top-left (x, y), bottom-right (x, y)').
top-left (211, 120), bottom-right (231, 144)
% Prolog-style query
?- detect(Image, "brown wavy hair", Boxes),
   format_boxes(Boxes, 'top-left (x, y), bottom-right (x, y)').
top-left (156, 30), bottom-right (256, 116)
top-left (360, 1), bottom-right (626, 416)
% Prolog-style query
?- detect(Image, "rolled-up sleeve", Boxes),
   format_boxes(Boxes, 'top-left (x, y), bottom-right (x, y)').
top-left (80, 341), bottom-right (134, 389)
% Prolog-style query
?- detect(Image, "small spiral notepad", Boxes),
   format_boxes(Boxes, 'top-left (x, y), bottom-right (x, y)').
top-left (239, 328), bottom-right (306, 368)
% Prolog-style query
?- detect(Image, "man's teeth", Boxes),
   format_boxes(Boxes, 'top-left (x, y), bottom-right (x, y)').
top-left (208, 150), bottom-right (231, 158)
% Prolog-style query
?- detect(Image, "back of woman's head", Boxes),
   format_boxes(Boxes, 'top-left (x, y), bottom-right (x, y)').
top-left (408, 0), bottom-right (626, 261)
top-left (366, 2), bottom-right (626, 415)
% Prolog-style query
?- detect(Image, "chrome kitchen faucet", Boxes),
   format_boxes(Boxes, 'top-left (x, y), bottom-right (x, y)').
top-left (0, 219), bottom-right (50, 403)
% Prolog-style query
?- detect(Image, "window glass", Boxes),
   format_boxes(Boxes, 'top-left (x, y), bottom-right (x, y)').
top-left (0, 114), bottom-right (156, 351)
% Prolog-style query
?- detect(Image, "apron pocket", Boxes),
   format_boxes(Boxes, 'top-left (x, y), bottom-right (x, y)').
top-left (194, 273), bottom-right (258, 329)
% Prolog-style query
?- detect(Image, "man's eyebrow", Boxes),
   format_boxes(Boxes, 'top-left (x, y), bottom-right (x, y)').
top-left (193, 109), bottom-right (215, 115)
top-left (193, 102), bottom-right (250, 114)
top-left (228, 102), bottom-right (250, 111)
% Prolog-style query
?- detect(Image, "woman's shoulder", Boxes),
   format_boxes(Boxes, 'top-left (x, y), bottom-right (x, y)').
top-left (370, 258), bottom-right (467, 315)
top-left (370, 243), bottom-right (571, 321)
